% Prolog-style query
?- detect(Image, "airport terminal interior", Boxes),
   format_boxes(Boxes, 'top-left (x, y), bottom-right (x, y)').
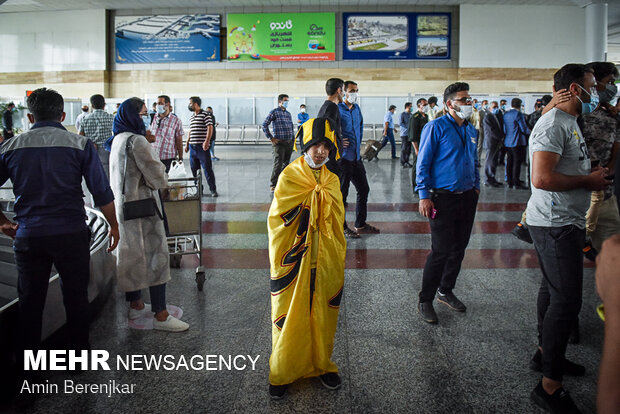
top-left (1, 0), bottom-right (620, 413)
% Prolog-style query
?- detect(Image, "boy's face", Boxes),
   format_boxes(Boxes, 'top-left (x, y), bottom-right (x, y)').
top-left (306, 141), bottom-right (329, 167)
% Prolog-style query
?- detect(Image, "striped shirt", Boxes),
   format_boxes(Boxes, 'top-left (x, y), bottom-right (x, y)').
top-left (151, 112), bottom-right (184, 160)
top-left (262, 107), bottom-right (294, 141)
top-left (79, 109), bottom-right (114, 146)
top-left (188, 110), bottom-right (213, 145)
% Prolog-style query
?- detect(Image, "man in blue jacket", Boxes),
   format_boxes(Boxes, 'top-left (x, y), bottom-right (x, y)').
top-left (415, 82), bottom-right (480, 324)
top-left (503, 98), bottom-right (530, 189)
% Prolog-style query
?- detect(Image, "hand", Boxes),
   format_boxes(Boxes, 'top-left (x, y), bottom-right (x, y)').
top-left (107, 224), bottom-right (119, 253)
top-left (0, 221), bottom-right (18, 239)
top-left (419, 198), bottom-right (435, 218)
top-left (596, 234), bottom-right (620, 307)
top-left (202, 140), bottom-right (211, 151)
top-left (475, 189), bottom-right (480, 195)
top-left (144, 130), bottom-right (156, 143)
top-left (342, 138), bottom-right (350, 148)
top-left (587, 167), bottom-right (613, 191)
top-left (549, 88), bottom-right (571, 107)
top-left (270, 138), bottom-right (279, 144)
top-left (184, 145), bottom-right (189, 153)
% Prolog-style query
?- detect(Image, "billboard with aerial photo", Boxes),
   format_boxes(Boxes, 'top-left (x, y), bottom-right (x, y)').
top-left (226, 13), bottom-right (335, 61)
top-left (115, 14), bottom-right (221, 63)
top-left (343, 12), bottom-right (450, 60)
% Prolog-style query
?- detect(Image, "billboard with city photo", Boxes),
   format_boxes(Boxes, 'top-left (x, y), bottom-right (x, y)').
top-left (343, 12), bottom-right (450, 60)
top-left (115, 14), bottom-right (221, 63)
top-left (226, 13), bottom-right (335, 61)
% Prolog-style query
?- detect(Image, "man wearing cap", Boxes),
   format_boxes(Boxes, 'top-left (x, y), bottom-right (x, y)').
top-left (75, 105), bottom-right (89, 134)
top-left (268, 117), bottom-right (346, 400)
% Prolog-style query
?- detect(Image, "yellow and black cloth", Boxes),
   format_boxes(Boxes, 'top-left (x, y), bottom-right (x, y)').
top-left (268, 118), bottom-right (346, 386)
top-left (295, 117), bottom-right (340, 160)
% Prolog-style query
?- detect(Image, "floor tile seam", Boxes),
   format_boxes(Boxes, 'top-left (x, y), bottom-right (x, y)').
top-left (339, 289), bottom-right (354, 414)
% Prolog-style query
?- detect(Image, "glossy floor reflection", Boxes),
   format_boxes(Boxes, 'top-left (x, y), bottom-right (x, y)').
top-left (26, 146), bottom-right (601, 414)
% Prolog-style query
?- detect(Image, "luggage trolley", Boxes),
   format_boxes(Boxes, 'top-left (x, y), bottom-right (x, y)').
top-left (163, 175), bottom-right (206, 291)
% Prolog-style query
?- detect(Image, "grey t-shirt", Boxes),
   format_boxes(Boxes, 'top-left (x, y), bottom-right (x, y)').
top-left (525, 108), bottom-right (591, 228)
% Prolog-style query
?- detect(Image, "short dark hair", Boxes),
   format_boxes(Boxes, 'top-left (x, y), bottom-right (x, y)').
top-left (511, 98), bottom-right (522, 108)
top-left (157, 95), bottom-right (171, 104)
top-left (500, 99), bottom-right (507, 104)
top-left (207, 106), bottom-right (213, 110)
top-left (554, 63), bottom-right (593, 92)
top-left (443, 82), bottom-right (470, 104)
top-left (404, 102), bottom-right (412, 109)
top-left (27, 88), bottom-right (64, 122)
top-left (389, 105), bottom-right (396, 111)
top-left (344, 80), bottom-right (357, 91)
top-left (189, 96), bottom-right (201, 107)
top-left (585, 61), bottom-right (619, 82)
top-left (428, 96), bottom-right (438, 105)
top-left (278, 94), bottom-right (288, 102)
top-left (7, 102), bottom-right (15, 108)
top-left (300, 104), bottom-right (306, 108)
top-left (152, 102), bottom-right (157, 107)
top-left (325, 78), bottom-right (344, 96)
top-left (416, 98), bottom-right (427, 107)
top-left (541, 95), bottom-right (553, 106)
top-left (90, 94), bottom-right (105, 110)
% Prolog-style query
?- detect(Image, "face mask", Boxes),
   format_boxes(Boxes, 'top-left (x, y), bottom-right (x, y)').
top-left (491, 108), bottom-right (499, 115)
top-left (421, 106), bottom-right (428, 113)
top-left (300, 108), bottom-right (306, 113)
top-left (346, 92), bottom-right (358, 105)
top-left (483, 104), bottom-right (489, 111)
top-left (598, 83), bottom-right (618, 104)
top-left (281, 101), bottom-right (289, 109)
top-left (452, 103), bottom-right (473, 120)
top-left (188, 104), bottom-right (194, 112)
top-left (142, 115), bottom-right (151, 131)
top-left (304, 152), bottom-right (329, 169)
top-left (501, 104), bottom-right (507, 111)
top-left (576, 84), bottom-right (599, 114)
top-left (156, 104), bottom-right (166, 115)
top-left (474, 103), bottom-right (481, 110)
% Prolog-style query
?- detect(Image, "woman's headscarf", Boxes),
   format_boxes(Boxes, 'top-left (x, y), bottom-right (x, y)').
top-left (104, 97), bottom-right (146, 151)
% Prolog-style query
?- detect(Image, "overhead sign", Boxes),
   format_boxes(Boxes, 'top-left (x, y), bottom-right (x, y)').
top-left (226, 13), bottom-right (335, 61)
top-left (115, 14), bottom-right (221, 63)
top-left (343, 13), bottom-right (450, 60)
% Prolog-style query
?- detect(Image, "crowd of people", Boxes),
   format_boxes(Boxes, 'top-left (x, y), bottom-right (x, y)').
top-left (0, 62), bottom-right (619, 413)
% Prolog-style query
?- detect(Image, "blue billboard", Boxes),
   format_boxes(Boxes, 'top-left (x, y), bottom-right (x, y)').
top-left (115, 14), bottom-right (221, 63)
top-left (343, 13), bottom-right (450, 60)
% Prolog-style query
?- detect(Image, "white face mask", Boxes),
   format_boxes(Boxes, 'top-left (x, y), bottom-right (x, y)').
top-left (453, 103), bottom-right (473, 120)
top-left (346, 92), bottom-right (358, 105)
top-left (300, 108), bottom-right (306, 113)
top-left (304, 152), bottom-right (329, 169)
top-left (156, 104), bottom-right (166, 115)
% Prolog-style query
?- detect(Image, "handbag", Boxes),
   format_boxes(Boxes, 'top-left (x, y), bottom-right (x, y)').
top-left (121, 138), bottom-right (163, 221)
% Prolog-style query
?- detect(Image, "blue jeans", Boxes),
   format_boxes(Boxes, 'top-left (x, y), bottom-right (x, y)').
top-left (380, 128), bottom-right (396, 158)
top-left (126, 283), bottom-right (167, 314)
top-left (189, 144), bottom-right (217, 193)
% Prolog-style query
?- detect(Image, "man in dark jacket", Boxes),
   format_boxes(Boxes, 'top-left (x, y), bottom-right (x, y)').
top-left (483, 101), bottom-right (505, 187)
top-left (2, 102), bottom-right (15, 141)
top-left (408, 98), bottom-right (428, 193)
top-left (316, 78), bottom-right (345, 176)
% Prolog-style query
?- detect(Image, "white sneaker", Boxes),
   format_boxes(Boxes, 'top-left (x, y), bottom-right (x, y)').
top-left (153, 315), bottom-right (189, 332)
top-left (128, 303), bottom-right (152, 320)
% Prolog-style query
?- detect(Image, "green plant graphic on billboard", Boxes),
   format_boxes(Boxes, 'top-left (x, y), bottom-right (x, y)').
top-left (227, 13), bottom-right (335, 61)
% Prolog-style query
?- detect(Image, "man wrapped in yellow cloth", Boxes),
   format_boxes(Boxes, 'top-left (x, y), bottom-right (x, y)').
top-left (268, 117), bottom-right (347, 399)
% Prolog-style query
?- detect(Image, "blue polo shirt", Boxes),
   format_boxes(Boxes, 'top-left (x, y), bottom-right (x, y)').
top-left (415, 114), bottom-right (480, 199)
top-left (338, 102), bottom-right (364, 161)
top-left (0, 121), bottom-right (114, 237)
top-left (384, 111), bottom-right (394, 129)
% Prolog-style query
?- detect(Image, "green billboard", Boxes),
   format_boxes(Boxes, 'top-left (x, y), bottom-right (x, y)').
top-left (227, 13), bottom-right (335, 61)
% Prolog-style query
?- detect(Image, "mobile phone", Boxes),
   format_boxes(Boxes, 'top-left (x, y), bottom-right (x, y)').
top-left (430, 208), bottom-right (437, 219)
top-left (605, 175), bottom-right (615, 181)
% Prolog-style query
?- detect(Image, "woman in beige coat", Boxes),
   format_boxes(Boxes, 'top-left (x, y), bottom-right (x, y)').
top-left (107, 97), bottom-right (188, 332)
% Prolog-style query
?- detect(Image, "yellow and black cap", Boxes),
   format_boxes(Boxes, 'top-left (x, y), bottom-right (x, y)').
top-left (294, 117), bottom-right (340, 160)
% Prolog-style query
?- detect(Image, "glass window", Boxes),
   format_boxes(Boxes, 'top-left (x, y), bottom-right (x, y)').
top-left (255, 97), bottom-right (276, 125)
top-left (228, 98), bottom-right (254, 125)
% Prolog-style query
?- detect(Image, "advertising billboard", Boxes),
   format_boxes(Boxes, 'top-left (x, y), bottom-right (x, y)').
top-left (115, 14), bottom-right (221, 63)
top-left (343, 13), bottom-right (450, 60)
top-left (226, 13), bottom-right (335, 61)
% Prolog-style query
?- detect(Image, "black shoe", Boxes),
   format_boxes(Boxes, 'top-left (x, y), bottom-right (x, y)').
top-left (511, 223), bottom-right (533, 244)
top-left (391, 156), bottom-right (399, 159)
top-left (530, 381), bottom-right (582, 414)
top-left (402, 163), bottom-right (412, 168)
top-left (418, 301), bottom-right (438, 324)
top-left (269, 384), bottom-right (288, 400)
top-left (515, 184), bottom-right (529, 190)
top-left (529, 349), bottom-right (585, 376)
top-left (582, 239), bottom-right (597, 262)
top-left (568, 319), bottom-right (580, 345)
top-left (210, 192), bottom-right (218, 198)
top-left (319, 373), bottom-right (342, 390)
top-left (437, 291), bottom-right (466, 312)
top-left (344, 227), bottom-right (360, 239)
top-left (491, 181), bottom-right (503, 187)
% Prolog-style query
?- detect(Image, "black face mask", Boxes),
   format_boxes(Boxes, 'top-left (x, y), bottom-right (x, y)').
top-left (188, 104), bottom-right (194, 112)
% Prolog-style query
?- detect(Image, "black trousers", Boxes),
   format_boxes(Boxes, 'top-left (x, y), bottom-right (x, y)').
top-left (529, 225), bottom-right (584, 381)
top-left (271, 140), bottom-right (293, 187)
top-left (419, 189), bottom-right (478, 303)
top-left (14, 229), bottom-right (92, 355)
top-left (339, 159), bottom-right (370, 228)
top-left (484, 139), bottom-right (502, 183)
top-left (505, 146), bottom-right (526, 187)
top-left (400, 135), bottom-right (412, 165)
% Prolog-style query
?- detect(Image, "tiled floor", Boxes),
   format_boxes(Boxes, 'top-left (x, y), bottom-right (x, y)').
top-left (23, 146), bottom-right (603, 413)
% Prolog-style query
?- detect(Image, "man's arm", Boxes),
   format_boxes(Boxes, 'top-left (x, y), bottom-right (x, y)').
top-left (262, 110), bottom-right (275, 141)
top-left (202, 124), bottom-right (213, 151)
top-left (542, 88), bottom-right (571, 116)
top-left (595, 234), bottom-right (620, 414)
top-left (416, 123), bottom-right (437, 217)
top-left (0, 212), bottom-right (18, 239)
top-left (531, 151), bottom-right (611, 191)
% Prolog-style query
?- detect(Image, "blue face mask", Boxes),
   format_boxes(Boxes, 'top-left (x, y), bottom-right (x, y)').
top-left (491, 108), bottom-right (499, 115)
top-left (501, 104), bottom-right (506, 111)
top-left (281, 101), bottom-right (289, 109)
top-left (142, 115), bottom-right (151, 131)
top-left (577, 84), bottom-right (599, 114)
